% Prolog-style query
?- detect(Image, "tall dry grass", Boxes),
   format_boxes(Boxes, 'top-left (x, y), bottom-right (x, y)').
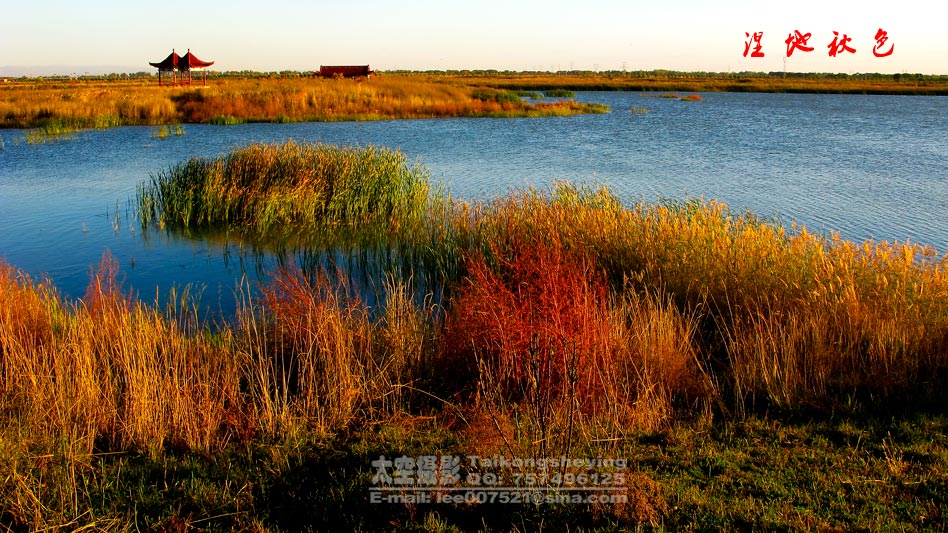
top-left (0, 79), bottom-right (177, 130)
top-left (0, 255), bottom-right (434, 446)
top-left (0, 256), bottom-right (244, 455)
top-left (0, 76), bottom-right (607, 130)
top-left (0, 254), bottom-right (433, 527)
top-left (175, 77), bottom-right (604, 123)
top-left (435, 71), bottom-right (948, 95)
top-left (450, 184), bottom-right (948, 414)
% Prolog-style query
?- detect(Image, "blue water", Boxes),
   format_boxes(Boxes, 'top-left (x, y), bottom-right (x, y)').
top-left (1, 92), bottom-right (946, 312)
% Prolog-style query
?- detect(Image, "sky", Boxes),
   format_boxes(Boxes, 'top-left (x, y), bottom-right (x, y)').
top-left (2, 0), bottom-right (946, 76)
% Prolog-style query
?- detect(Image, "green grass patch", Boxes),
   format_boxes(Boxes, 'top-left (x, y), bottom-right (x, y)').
top-left (138, 142), bottom-right (436, 245)
top-left (470, 88), bottom-right (523, 105)
top-left (207, 115), bottom-right (245, 125)
top-left (4, 414), bottom-right (945, 530)
top-left (543, 89), bottom-right (576, 97)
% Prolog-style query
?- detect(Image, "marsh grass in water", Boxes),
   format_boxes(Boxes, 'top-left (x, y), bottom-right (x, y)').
top-left (543, 88), bottom-right (576, 97)
top-left (207, 114), bottom-right (244, 125)
top-left (138, 142), bottom-right (438, 246)
top-left (447, 71), bottom-right (948, 95)
top-left (24, 119), bottom-right (82, 144)
top-left (151, 124), bottom-right (186, 139)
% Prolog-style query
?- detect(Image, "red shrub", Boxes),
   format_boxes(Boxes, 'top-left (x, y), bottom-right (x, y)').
top-left (83, 252), bottom-right (132, 317)
top-left (443, 238), bottom-right (615, 411)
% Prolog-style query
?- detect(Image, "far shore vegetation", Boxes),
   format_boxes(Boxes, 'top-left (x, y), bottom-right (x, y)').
top-left (3, 69), bottom-right (947, 135)
top-left (427, 68), bottom-right (948, 95)
top-left (2, 141), bottom-right (947, 530)
top-left (0, 73), bottom-right (609, 133)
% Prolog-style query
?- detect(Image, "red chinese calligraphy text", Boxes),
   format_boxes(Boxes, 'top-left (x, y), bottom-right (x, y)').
top-left (785, 30), bottom-right (814, 57)
top-left (873, 28), bottom-right (894, 57)
top-left (827, 31), bottom-right (856, 57)
top-left (744, 32), bottom-right (765, 57)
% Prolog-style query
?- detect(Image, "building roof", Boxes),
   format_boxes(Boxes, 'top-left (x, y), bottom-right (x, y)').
top-left (149, 50), bottom-right (179, 71)
top-left (318, 65), bottom-right (374, 77)
top-left (179, 49), bottom-right (214, 70)
top-left (149, 49), bottom-right (214, 71)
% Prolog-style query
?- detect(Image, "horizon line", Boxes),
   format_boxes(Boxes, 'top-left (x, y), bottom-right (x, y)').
top-left (3, 67), bottom-right (947, 78)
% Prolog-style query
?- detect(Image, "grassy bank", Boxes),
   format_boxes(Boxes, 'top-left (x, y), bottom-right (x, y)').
top-left (0, 76), bottom-right (608, 131)
top-left (430, 70), bottom-right (948, 95)
top-left (5, 69), bottom-right (947, 134)
top-left (2, 143), bottom-right (947, 529)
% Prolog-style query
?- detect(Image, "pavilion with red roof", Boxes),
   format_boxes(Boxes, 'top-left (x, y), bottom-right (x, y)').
top-left (149, 49), bottom-right (214, 86)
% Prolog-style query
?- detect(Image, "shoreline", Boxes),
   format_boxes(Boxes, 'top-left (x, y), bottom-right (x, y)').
top-left (3, 71), bottom-right (947, 132)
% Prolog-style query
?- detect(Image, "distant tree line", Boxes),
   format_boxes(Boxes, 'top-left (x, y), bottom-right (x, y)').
top-left (6, 69), bottom-right (946, 83)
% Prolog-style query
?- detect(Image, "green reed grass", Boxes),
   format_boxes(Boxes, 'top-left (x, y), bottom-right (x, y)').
top-left (207, 115), bottom-right (244, 125)
top-left (138, 142), bottom-right (437, 244)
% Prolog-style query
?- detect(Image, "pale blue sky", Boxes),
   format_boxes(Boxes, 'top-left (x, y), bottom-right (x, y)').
top-left (2, 0), bottom-right (945, 75)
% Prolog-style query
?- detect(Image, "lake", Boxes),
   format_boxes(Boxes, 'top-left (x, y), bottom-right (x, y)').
top-left (1, 91), bottom-right (946, 313)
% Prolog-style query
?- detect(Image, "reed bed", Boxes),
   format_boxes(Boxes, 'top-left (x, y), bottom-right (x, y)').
top-left (438, 71), bottom-right (948, 95)
top-left (6, 144), bottom-right (948, 527)
top-left (0, 254), bottom-right (434, 527)
top-left (0, 81), bottom-right (176, 130)
top-left (139, 142), bottom-right (436, 243)
top-left (138, 143), bottom-right (948, 415)
top-left (457, 184), bottom-right (948, 412)
top-left (0, 76), bottom-right (607, 130)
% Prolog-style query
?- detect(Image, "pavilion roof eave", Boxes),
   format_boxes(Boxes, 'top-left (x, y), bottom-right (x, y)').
top-left (149, 50), bottom-right (180, 70)
top-left (179, 50), bottom-right (214, 70)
